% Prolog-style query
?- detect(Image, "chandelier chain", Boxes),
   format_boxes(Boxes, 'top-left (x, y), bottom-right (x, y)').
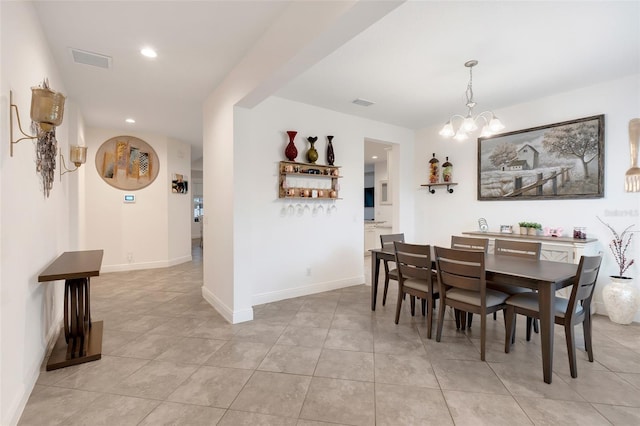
top-left (465, 64), bottom-right (475, 109)
top-left (438, 59), bottom-right (505, 140)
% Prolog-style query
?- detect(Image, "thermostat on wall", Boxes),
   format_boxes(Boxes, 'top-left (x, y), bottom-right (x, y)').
top-left (124, 194), bottom-right (136, 203)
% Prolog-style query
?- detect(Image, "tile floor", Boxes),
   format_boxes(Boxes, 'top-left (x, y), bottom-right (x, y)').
top-left (19, 245), bottom-right (640, 425)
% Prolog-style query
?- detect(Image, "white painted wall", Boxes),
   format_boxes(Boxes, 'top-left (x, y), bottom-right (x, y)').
top-left (415, 74), bottom-right (640, 319)
top-left (0, 2), bottom-right (75, 424)
top-left (84, 128), bottom-right (191, 272)
top-left (233, 96), bottom-right (415, 306)
top-left (167, 139), bottom-right (192, 263)
top-left (191, 177), bottom-right (203, 239)
top-left (374, 160), bottom-right (392, 223)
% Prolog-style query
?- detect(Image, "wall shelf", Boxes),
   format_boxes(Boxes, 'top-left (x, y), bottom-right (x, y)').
top-left (278, 161), bottom-right (342, 200)
top-left (421, 182), bottom-right (458, 194)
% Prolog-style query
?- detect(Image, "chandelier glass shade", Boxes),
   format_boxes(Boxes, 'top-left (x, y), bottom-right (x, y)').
top-left (439, 60), bottom-right (504, 140)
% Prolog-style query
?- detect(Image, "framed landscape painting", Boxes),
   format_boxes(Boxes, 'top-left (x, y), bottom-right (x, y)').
top-left (477, 115), bottom-right (604, 200)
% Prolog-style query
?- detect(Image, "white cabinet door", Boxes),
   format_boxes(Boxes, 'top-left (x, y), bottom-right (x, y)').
top-left (365, 225), bottom-right (377, 253)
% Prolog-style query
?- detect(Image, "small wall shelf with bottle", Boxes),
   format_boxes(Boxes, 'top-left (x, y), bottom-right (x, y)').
top-left (424, 153), bottom-right (457, 193)
top-left (278, 161), bottom-right (342, 200)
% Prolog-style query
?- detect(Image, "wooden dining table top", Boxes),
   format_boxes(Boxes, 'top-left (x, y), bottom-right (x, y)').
top-left (371, 246), bottom-right (578, 284)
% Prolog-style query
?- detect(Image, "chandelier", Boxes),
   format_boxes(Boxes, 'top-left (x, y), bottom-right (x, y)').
top-left (439, 60), bottom-right (505, 141)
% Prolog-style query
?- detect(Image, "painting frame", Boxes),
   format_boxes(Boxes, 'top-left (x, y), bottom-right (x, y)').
top-left (477, 114), bottom-right (604, 201)
top-left (171, 173), bottom-right (188, 194)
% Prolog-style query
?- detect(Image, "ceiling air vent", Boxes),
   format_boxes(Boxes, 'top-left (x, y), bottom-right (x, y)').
top-left (70, 48), bottom-right (112, 69)
top-left (352, 98), bottom-right (375, 107)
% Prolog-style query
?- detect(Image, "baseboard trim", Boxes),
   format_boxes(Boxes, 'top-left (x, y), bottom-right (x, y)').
top-left (252, 275), bottom-right (365, 306)
top-left (201, 286), bottom-right (254, 324)
top-left (102, 255), bottom-right (192, 273)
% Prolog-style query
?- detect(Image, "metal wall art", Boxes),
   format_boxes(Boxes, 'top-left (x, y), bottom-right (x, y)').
top-left (95, 135), bottom-right (159, 190)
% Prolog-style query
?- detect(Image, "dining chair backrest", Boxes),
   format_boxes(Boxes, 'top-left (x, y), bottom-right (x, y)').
top-left (435, 246), bottom-right (486, 294)
top-left (450, 236), bottom-right (488, 253)
top-left (495, 239), bottom-right (541, 260)
top-left (381, 233), bottom-right (405, 252)
top-left (567, 255), bottom-right (602, 319)
top-left (394, 242), bottom-right (431, 282)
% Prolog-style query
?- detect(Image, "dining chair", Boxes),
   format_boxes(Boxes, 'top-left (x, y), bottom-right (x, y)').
top-left (379, 233), bottom-right (405, 307)
top-left (393, 242), bottom-right (439, 338)
top-left (450, 235), bottom-right (489, 252)
top-left (491, 239), bottom-right (542, 336)
top-left (504, 254), bottom-right (602, 378)
top-left (450, 236), bottom-right (488, 329)
top-left (434, 246), bottom-right (509, 361)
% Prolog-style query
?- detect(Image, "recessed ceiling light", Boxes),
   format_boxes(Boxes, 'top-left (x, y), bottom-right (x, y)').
top-left (125, 118), bottom-right (135, 124)
top-left (372, 155), bottom-right (378, 159)
top-left (140, 47), bottom-right (157, 58)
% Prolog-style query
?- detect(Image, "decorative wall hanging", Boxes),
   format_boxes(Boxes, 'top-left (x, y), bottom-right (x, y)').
top-left (284, 130), bottom-right (298, 161)
top-left (625, 118), bottom-right (640, 192)
top-left (171, 173), bottom-right (188, 193)
top-left (477, 115), bottom-right (604, 200)
top-left (327, 135), bottom-right (335, 165)
top-left (306, 136), bottom-right (318, 164)
top-left (95, 135), bottom-right (159, 190)
top-left (9, 79), bottom-right (66, 197)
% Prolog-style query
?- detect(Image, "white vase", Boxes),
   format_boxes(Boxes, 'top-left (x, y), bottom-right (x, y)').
top-left (602, 277), bottom-right (639, 324)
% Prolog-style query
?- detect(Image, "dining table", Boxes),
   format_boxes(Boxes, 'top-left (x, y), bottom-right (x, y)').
top-left (369, 246), bottom-right (579, 384)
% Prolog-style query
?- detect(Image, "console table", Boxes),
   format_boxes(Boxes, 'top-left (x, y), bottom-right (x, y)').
top-left (462, 231), bottom-right (598, 264)
top-left (39, 250), bottom-right (104, 371)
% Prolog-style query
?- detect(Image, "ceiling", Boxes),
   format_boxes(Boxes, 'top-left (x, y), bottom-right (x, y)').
top-left (30, 1), bottom-right (640, 165)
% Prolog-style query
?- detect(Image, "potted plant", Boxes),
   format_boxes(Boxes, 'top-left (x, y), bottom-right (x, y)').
top-left (597, 216), bottom-right (638, 324)
top-left (528, 222), bottom-right (542, 236)
top-left (518, 221), bottom-right (542, 236)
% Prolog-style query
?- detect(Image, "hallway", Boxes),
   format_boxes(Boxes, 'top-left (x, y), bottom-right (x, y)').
top-left (19, 244), bottom-right (640, 425)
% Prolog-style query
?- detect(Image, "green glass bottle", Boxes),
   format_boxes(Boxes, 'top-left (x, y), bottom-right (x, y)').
top-left (442, 156), bottom-right (453, 183)
top-left (306, 136), bottom-right (318, 164)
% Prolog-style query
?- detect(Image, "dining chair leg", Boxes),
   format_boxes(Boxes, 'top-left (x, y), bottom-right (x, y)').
top-left (436, 300), bottom-right (446, 342)
top-left (505, 307), bottom-right (515, 353)
top-left (422, 298), bottom-right (426, 316)
top-left (382, 275), bottom-right (390, 306)
top-left (526, 317), bottom-right (533, 341)
top-left (426, 297), bottom-right (434, 339)
top-left (583, 312), bottom-right (594, 362)
top-left (454, 309), bottom-right (461, 329)
top-left (532, 318), bottom-right (539, 334)
top-left (480, 313), bottom-right (487, 361)
top-left (467, 312), bottom-right (473, 328)
top-left (565, 323), bottom-right (578, 378)
top-left (410, 295), bottom-right (416, 316)
top-left (394, 288), bottom-right (403, 325)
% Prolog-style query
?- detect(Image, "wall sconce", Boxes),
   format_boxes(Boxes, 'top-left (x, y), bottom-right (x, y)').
top-left (60, 145), bottom-right (88, 179)
top-left (9, 80), bottom-right (66, 156)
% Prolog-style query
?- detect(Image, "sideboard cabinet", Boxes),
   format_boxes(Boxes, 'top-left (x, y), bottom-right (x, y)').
top-left (462, 231), bottom-right (598, 264)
